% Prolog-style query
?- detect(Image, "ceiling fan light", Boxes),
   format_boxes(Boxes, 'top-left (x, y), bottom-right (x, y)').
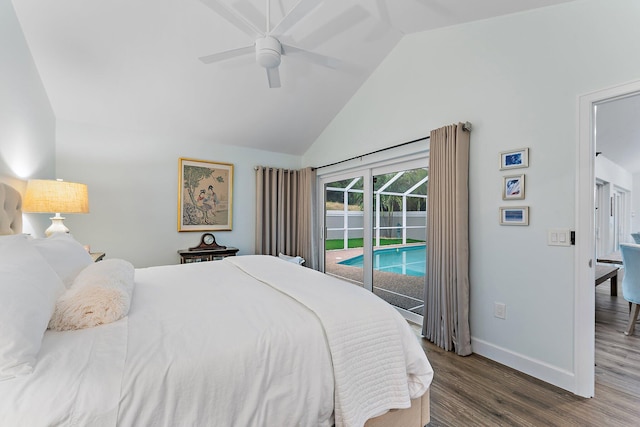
top-left (255, 36), bottom-right (282, 69)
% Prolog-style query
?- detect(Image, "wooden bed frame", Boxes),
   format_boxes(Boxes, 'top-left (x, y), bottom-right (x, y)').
top-left (0, 182), bottom-right (430, 426)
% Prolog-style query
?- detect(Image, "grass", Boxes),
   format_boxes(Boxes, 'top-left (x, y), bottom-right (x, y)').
top-left (325, 238), bottom-right (424, 250)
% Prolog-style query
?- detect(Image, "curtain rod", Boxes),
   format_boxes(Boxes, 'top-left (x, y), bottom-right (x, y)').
top-left (312, 122), bottom-right (471, 171)
top-left (312, 135), bottom-right (429, 171)
top-left (254, 166), bottom-right (294, 171)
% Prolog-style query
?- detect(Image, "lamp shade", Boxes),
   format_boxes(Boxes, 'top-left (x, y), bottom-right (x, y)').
top-left (23, 179), bottom-right (89, 214)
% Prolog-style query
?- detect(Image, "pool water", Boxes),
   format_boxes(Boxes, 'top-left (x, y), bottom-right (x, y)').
top-left (338, 245), bottom-right (426, 277)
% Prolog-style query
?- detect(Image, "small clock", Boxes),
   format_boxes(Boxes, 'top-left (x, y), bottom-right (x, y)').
top-left (189, 233), bottom-right (226, 251)
top-left (203, 233), bottom-right (214, 245)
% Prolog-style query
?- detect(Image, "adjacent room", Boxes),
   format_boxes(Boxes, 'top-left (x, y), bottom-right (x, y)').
top-left (2, 0), bottom-right (640, 425)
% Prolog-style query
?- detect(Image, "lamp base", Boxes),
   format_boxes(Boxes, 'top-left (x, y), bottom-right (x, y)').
top-left (45, 214), bottom-right (69, 237)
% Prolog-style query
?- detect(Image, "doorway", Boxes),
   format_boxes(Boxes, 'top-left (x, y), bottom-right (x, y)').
top-left (576, 79), bottom-right (640, 398)
top-left (318, 154), bottom-right (429, 324)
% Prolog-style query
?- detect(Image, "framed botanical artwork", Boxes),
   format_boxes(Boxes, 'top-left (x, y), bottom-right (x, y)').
top-left (499, 206), bottom-right (529, 226)
top-left (178, 158), bottom-right (233, 231)
top-left (502, 174), bottom-right (525, 200)
top-left (500, 148), bottom-right (529, 170)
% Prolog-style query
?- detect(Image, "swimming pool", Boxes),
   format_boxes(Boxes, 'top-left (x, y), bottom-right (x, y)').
top-left (338, 245), bottom-right (426, 277)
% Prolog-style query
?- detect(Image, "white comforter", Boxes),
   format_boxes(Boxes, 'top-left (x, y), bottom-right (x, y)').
top-left (227, 255), bottom-right (434, 426)
top-left (0, 255), bottom-right (433, 427)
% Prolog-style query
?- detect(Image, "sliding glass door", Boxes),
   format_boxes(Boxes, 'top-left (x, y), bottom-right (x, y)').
top-left (319, 158), bottom-right (427, 322)
top-left (371, 167), bottom-right (427, 318)
top-left (322, 173), bottom-right (369, 289)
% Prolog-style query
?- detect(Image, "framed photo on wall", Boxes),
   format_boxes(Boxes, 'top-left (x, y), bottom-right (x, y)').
top-left (178, 158), bottom-right (233, 231)
top-left (502, 174), bottom-right (525, 200)
top-left (500, 148), bottom-right (529, 170)
top-left (499, 206), bottom-right (529, 226)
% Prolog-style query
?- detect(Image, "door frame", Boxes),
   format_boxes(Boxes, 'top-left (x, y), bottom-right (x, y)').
top-left (576, 79), bottom-right (640, 397)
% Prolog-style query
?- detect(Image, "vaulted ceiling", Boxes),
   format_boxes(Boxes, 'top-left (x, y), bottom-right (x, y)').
top-left (13, 0), bottom-right (578, 155)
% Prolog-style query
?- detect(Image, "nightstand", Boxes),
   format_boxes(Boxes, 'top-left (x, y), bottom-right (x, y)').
top-left (178, 233), bottom-right (238, 264)
top-left (90, 252), bottom-right (105, 262)
top-left (178, 247), bottom-right (239, 263)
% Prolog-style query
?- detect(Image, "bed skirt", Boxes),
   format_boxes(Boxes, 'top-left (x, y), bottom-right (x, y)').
top-left (364, 389), bottom-right (430, 427)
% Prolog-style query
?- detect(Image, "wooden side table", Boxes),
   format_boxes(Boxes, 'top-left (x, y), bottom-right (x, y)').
top-left (595, 264), bottom-right (619, 296)
top-left (178, 247), bottom-right (239, 264)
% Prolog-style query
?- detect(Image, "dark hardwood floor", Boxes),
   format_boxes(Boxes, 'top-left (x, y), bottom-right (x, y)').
top-left (415, 275), bottom-right (640, 426)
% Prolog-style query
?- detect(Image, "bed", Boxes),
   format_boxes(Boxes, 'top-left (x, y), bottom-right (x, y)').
top-left (0, 182), bottom-right (433, 427)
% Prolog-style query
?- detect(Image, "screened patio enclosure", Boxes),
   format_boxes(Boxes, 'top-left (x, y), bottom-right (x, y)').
top-left (324, 168), bottom-right (428, 317)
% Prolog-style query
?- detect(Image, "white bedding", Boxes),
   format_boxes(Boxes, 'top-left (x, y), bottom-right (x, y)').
top-left (227, 255), bottom-right (434, 426)
top-left (0, 320), bottom-right (128, 426)
top-left (119, 259), bottom-right (335, 426)
top-left (0, 255), bottom-right (433, 427)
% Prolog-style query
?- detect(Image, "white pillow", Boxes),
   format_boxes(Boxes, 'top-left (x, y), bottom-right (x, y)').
top-left (49, 259), bottom-right (135, 331)
top-left (278, 252), bottom-right (305, 265)
top-left (0, 234), bottom-right (65, 381)
top-left (31, 233), bottom-right (93, 287)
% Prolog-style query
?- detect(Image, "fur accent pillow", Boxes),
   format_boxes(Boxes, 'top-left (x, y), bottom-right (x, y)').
top-left (49, 259), bottom-right (135, 331)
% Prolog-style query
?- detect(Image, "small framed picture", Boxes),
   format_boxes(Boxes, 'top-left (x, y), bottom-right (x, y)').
top-left (502, 174), bottom-right (525, 200)
top-left (500, 148), bottom-right (529, 170)
top-left (499, 206), bottom-right (529, 226)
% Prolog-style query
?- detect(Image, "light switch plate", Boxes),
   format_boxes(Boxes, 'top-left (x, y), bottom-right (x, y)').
top-left (548, 228), bottom-right (571, 246)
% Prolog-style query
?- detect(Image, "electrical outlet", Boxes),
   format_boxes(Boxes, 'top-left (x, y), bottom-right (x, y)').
top-left (494, 302), bottom-right (506, 319)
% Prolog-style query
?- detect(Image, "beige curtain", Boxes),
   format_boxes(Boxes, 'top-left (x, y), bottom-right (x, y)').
top-left (422, 123), bottom-right (471, 356)
top-left (255, 166), bottom-right (318, 269)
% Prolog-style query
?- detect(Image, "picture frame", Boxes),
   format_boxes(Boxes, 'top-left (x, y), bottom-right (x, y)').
top-left (178, 158), bottom-right (233, 232)
top-left (500, 148), bottom-right (529, 170)
top-left (502, 174), bottom-right (525, 200)
top-left (499, 206), bottom-right (529, 226)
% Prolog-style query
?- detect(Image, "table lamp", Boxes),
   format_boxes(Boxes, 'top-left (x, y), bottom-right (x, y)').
top-left (23, 179), bottom-right (89, 237)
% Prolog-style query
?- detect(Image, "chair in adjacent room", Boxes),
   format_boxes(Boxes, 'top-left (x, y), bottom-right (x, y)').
top-left (619, 243), bottom-right (640, 336)
top-left (631, 232), bottom-right (640, 244)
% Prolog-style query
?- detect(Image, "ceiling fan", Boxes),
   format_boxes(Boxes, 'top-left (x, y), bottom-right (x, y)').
top-left (198, 0), bottom-right (358, 88)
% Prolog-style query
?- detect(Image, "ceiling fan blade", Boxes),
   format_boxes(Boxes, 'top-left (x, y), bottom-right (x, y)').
top-left (199, 45), bottom-right (254, 64)
top-left (266, 67), bottom-right (281, 88)
top-left (270, 0), bottom-right (322, 36)
top-left (232, 0), bottom-right (266, 33)
top-left (281, 43), bottom-right (343, 70)
top-left (200, 0), bottom-right (262, 38)
top-left (295, 4), bottom-right (370, 49)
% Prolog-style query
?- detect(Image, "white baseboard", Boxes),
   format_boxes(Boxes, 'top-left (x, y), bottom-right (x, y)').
top-left (471, 337), bottom-right (577, 394)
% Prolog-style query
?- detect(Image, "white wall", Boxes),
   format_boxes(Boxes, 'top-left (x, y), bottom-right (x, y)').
top-left (56, 120), bottom-right (301, 267)
top-left (596, 156), bottom-right (632, 191)
top-left (0, 0), bottom-right (55, 236)
top-left (303, 0), bottom-right (640, 392)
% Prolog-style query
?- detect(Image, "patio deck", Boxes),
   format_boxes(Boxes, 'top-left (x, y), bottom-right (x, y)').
top-left (325, 248), bottom-right (425, 315)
